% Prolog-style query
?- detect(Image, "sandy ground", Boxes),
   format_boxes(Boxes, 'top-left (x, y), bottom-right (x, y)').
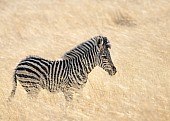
top-left (0, 0), bottom-right (170, 121)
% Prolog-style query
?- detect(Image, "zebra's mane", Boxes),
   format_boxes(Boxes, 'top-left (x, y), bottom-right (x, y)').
top-left (62, 38), bottom-right (97, 59)
top-left (62, 36), bottom-right (110, 60)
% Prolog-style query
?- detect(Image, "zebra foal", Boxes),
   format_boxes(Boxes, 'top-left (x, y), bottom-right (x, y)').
top-left (8, 36), bottom-right (117, 101)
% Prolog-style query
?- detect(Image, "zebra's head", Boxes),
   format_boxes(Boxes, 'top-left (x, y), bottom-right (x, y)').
top-left (95, 36), bottom-right (117, 76)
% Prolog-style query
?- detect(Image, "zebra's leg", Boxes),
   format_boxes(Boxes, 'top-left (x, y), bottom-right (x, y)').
top-left (74, 88), bottom-right (84, 103)
top-left (63, 89), bottom-right (74, 102)
top-left (62, 88), bottom-right (75, 115)
top-left (27, 87), bottom-right (40, 99)
top-left (22, 84), bottom-right (40, 99)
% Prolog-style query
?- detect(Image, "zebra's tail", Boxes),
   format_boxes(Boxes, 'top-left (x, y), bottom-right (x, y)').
top-left (8, 73), bottom-right (17, 101)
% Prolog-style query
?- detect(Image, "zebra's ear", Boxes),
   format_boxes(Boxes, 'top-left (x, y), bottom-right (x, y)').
top-left (103, 37), bottom-right (111, 49)
top-left (97, 37), bottom-right (104, 50)
top-left (97, 36), bottom-right (111, 50)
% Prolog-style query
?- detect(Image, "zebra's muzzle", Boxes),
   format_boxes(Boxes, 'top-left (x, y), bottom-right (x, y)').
top-left (108, 66), bottom-right (117, 76)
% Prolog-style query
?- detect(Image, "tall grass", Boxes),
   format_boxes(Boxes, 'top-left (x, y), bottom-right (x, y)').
top-left (0, 0), bottom-right (170, 121)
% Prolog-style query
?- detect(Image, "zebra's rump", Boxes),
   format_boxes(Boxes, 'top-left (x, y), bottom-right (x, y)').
top-left (14, 56), bottom-right (50, 89)
top-left (14, 56), bottom-right (69, 92)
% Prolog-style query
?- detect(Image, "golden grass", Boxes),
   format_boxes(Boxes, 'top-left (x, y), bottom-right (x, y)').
top-left (0, 0), bottom-right (170, 121)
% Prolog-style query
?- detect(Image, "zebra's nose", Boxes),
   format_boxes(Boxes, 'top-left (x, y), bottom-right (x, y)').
top-left (112, 66), bottom-right (117, 75)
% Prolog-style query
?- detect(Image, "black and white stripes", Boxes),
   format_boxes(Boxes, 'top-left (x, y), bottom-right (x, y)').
top-left (8, 35), bottom-right (117, 101)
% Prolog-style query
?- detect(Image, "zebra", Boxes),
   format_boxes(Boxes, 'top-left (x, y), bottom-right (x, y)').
top-left (8, 35), bottom-right (117, 101)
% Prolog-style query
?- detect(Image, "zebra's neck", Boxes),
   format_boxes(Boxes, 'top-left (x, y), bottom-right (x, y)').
top-left (62, 39), bottom-right (99, 74)
top-left (66, 47), bottom-right (98, 76)
top-left (81, 51), bottom-right (98, 74)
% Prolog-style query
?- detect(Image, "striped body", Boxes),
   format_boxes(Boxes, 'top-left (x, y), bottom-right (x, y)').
top-left (9, 36), bottom-right (117, 101)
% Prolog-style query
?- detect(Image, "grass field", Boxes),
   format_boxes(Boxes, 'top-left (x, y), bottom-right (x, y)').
top-left (0, 0), bottom-right (170, 121)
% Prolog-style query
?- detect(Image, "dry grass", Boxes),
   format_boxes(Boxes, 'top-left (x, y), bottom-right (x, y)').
top-left (0, 0), bottom-right (170, 121)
